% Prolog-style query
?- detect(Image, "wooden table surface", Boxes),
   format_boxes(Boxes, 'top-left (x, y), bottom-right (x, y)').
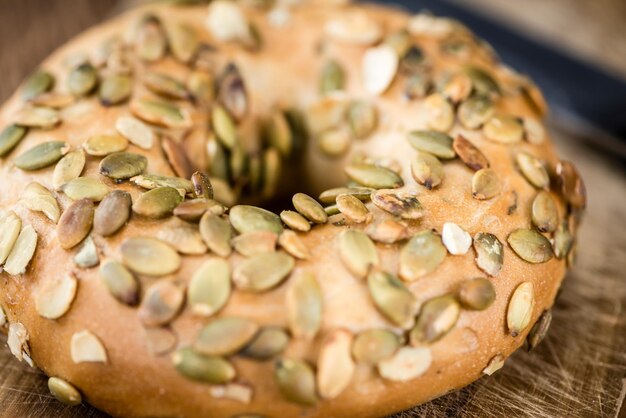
top-left (1, 1), bottom-right (625, 417)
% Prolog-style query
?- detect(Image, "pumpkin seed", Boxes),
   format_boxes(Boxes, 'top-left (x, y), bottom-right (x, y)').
top-left (70, 330), bottom-right (107, 363)
top-left (275, 359), bottom-right (317, 405)
top-left (68, 63), bottom-right (98, 96)
top-left (188, 258), bottom-right (231, 316)
top-left (424, 93), bottom-right (454, 132)
top-left (378, 346), bottom-right (432, 382)
top-left (229, 205), bottom-right (283, 234)
top-left (317, 127), bottom-right (351, 157)
top-left (408, 13), bottom-right (453, 37)
top-left (99, 74), bottom-right (132, 106)
top-left (173, 348), bottom-right (235, 384)
top-left (453, 135), bottom-right (489, 171)
top-left (338, 229), bottom-right (378, 278)
top-left (441, 222), bottom-right (472, 255)
top-left (21, 71), bottom-right (54, 100)
top-left (465, 66), bottom-right (500, 97)
top-left (384, 29), bottom-right (411, 57)
top-left (292, 193), bottom-right (327, 224)
top-left (99, 259), bottom-right (139, 305)
top-left (407, 130), bottom-right (455, 159)
top-left (286, 272), bottom-right (322, 340)
top-left (483, 115), bottom-right (523, 144)
top-left (336, 193), bottom-right (370, 223)
top-left (306, 95), bottom-right (348, 135)
top-left (458, 95), bottom-right (495, 130)
top-left (14, 106), bottom-right (60, 129)
top-left (507, 281), bottom-right (535, 337)
top-left (553, 220), bottom-right (573, 260)
top-left (168, 22), bottom-right (199, 63)
top-left (174, 198), bottom-right (224, 223)
top-left (31, 93), bottom-right (73, 108)
top-left (217, 63), bottom-right (248, 121)
top-left (523, 117), bottom-right (545, 144)
top-left (14, 141), bottom-right (69, 170)
top-left (403, 72), bottom-right (432, 100)
top-left (144, 71), bottom-right (188, 100)
top-left (195, 317), bottom-right (259, 356)
top-left (472, 168), bottom-right (501, 200)
top-left (410, 295), bottom-right (460, 344)
top-left (0, 212), bottom-right (22, 264)
top-left (317, 329), bottom-right (355, 399)
top-left (191, 171), bottom-right (213, 199)
top-left (231, 231), bottom-right (277, 256)
top-left (133, 187), bottom-right (182, 219)
top-left (82, 134), bottom-right (128, 156)
top-left (482, 354), bottom-right (504, 375)
top-left (199, 213), bottom-right (232, 257)
top-left (4, 225), bottom-right (38, 276)
top-left (319, 187), bottom-right (373, 204)
top-left (526, 309), bottom-right (552, 351)
top-left (371, 190), bottom-right (423, 220)
top-left (345, 163), bottom-right (403, 189)
top-left (157, 219), bottom-right (207, 255)
top-left (130, 98), bottom-right (192, 129)
top-left (0, 305), bottom-right (5, 327)
top-left (21, 182), bottom-right (60, 223)
top-left (93, 190), bottom-right (131, 236)
top-left (278, 231), bottom-right (310, 261)
top-left (241, 326), bottom-right (289, 360)
top-left (52, 150), bottom-right (86, 190)
top-left (131, 174), bottom-right (193, 193)
top-left (441, 72), bottom-right (472, 103)
top-left (367, 270), bottom-right (417, 328)
top-left (48, 377), bottom-right (82, 406)
top-left (187, 70), bottom-right (214, 106)
top-left (57, 199), bottom-right (94, 249)
top-left (212, 105), bottom-right (238, 150)
top-left (348, 101), bottom-right (377, 139)
top-left (320, 59), bottom-right (345, 94)
top-left (143, 326), bottom-right (177, 356)
top-left (411, 151), bottom-right (443, 189)
top-left (35, 273), bottom-right (77, 319)
top-left (212, 177), bottom-right (237, 206)
top-left (139, 280), bottom-right (184, 326)
top-left (473, 233), bottom-right (504, 276)
top-left (100, 152), bottom-right (148, 181)
top-left (0, 125), bottom-right (27, 157)
top-left (399, 231), bottom-right (446, 281)
top-left (458, 277), bottom-right (496, 310)
top-left (362, 44), bottom-right (398, 95)
top-left (516, 152), bottom-right (549, 189)
top-left (531, 191), bottom-right (558, 232)
top-left (507, 228), bottom-right (553, 263)
top-left (163, 136), bottom-right (194, 178)
top-left (280, 210), bottom-right (311, 232)
top-left (120, 237), bottom-right (181, 276)
top-left (115, 116), bottom-right (154, 150)
top-left (352, 329), bottom-right (400, 364)
top-left (324, 204), bottom-right (339, 216)
top-left (366, 219), bottom-right (410, 244)
top-left (556, 160), bottom-right (586, 209)
top-left (73, 236), bottom-right (99, 268)
top-left (135, 15), bottom-right (166, 62)
top-left (233, 251), bottom-right (295, 292)
top-left (61, 177), bottom-right (109, 201)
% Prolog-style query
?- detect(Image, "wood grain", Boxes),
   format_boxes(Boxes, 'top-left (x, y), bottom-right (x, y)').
top-left (1, 1), bottom-right (625, 417)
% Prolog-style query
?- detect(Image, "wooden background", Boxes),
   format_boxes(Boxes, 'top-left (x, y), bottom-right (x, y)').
top-left (0, 1), bottom-right (625, 417)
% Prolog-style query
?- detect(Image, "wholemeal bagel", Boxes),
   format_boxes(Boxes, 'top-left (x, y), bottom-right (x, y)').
top-left (0, 1), bottom-right (586, 417)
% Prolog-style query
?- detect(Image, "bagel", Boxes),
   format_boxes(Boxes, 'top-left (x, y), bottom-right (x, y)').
top-left (0, 1), bottom-right (586, 417)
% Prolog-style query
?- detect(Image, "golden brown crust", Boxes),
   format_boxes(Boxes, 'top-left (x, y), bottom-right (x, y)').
top-left (0, 2), bottom-right (580, 418)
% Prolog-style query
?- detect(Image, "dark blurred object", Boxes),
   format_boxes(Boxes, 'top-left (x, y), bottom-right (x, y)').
top-left (383, 0), bottom-right (626, 157)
